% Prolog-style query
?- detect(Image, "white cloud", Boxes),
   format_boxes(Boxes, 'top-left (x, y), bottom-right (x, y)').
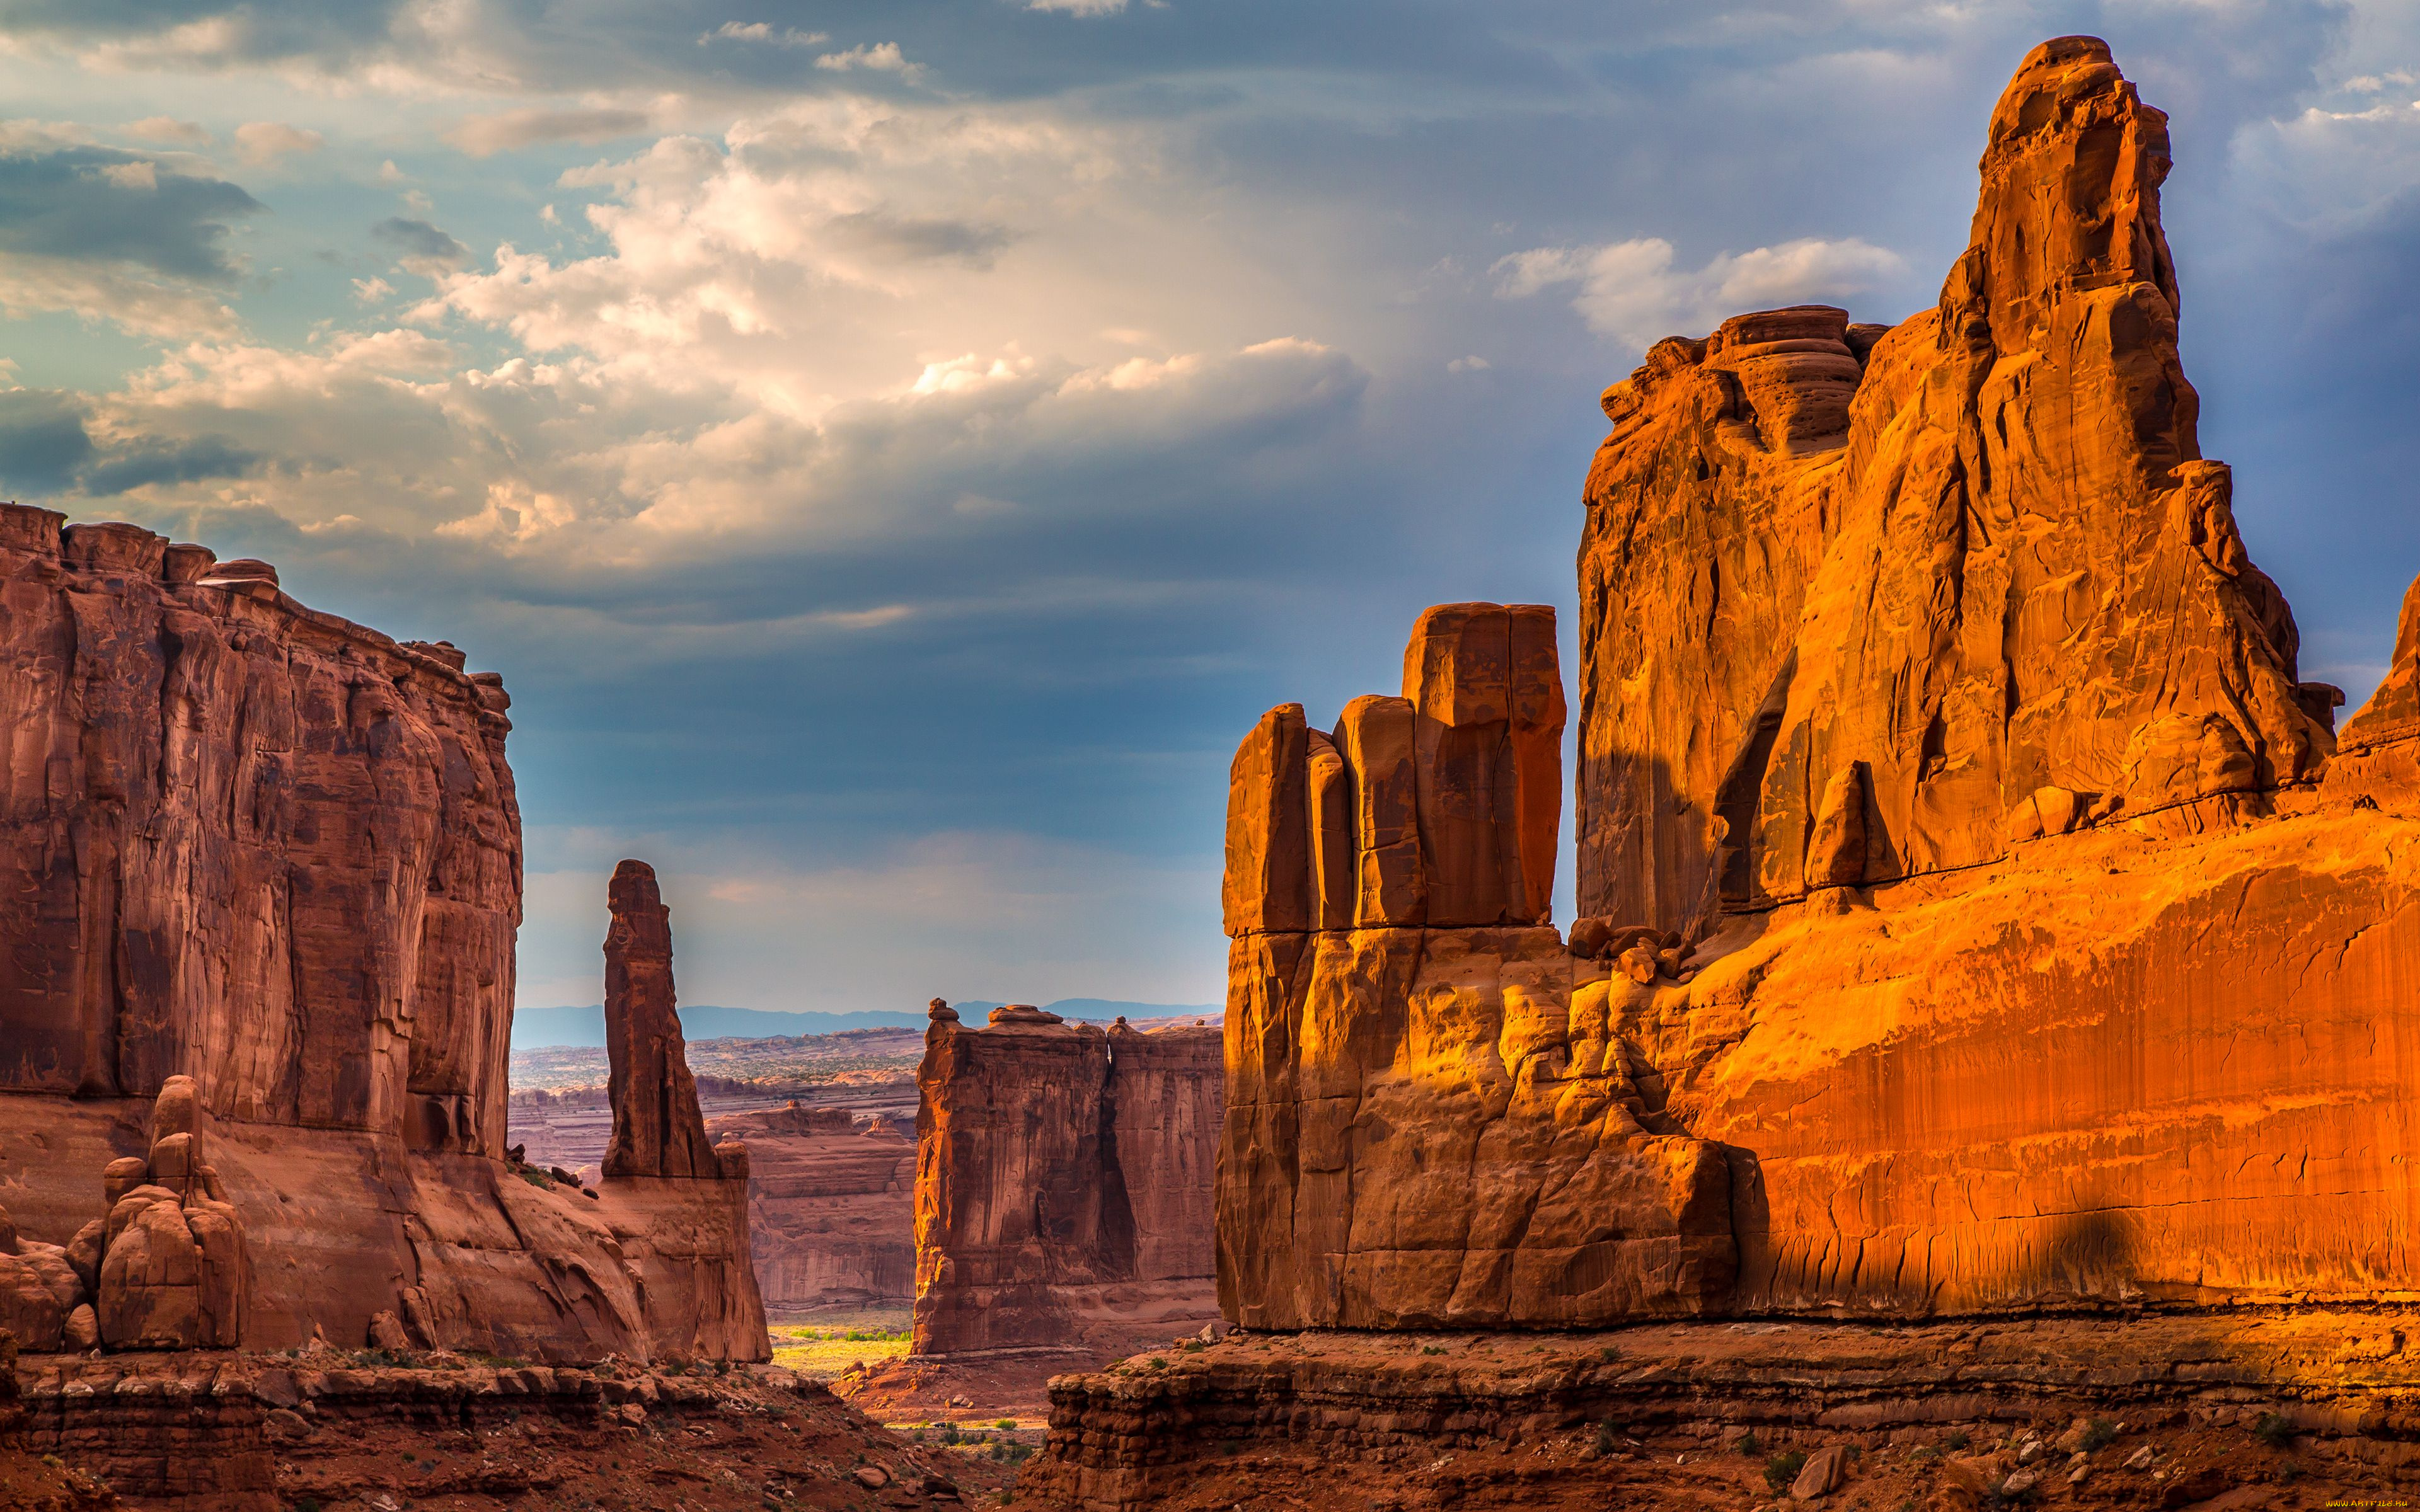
top-left (698, 22), bottom-right (828, 47)
top-left (0, 260), bottom-right (239, 338)
top-left (232, 121), bottom-right (323, 165)
top-left (447, 106), bottom-right (658, 158)
top-left (123, 117), bottom-right (209, 145)
top-left (1027, 0), bottom-right (1131, 12)
top-left (1493, 235), bottom-right (1907, 351)
top-left (351, 275), bottom-right (394, 302)
top-left (814, 42), bottom-right (920, 77)
top-left (99, 159), bottom-right (157, 190)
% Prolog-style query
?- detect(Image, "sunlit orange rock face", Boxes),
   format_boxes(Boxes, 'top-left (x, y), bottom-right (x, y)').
top-left (914, 1002), bottom-right (1222, 1358)
top-left (1575, 35), bottom-right (2331, 932)
top-left (0, 513), bottom-right (761, 1361)
top-left (1219, 604), bottom-right (1738, 1329)
top-left (1219, 37), bottom-right (2420, 1327)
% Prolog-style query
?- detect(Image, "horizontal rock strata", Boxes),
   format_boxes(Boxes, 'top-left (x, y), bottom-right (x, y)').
top-left (1020, 1312), bottom-right (2420, 1512)
top-left (704, 1103), bottom-right (916, 1314)
top-left (13, 1349), bottom-right (972, 1512)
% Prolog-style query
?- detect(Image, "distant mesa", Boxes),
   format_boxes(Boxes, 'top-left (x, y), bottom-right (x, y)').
top-left (510, 998), bottom-right (1220, 1050)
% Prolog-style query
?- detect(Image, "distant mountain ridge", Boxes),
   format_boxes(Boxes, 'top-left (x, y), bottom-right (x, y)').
top-left (509, 999), bottom-right (1219, 1050)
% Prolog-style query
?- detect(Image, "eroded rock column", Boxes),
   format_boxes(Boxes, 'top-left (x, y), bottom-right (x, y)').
top-left (1218, 604), bottom-right (1736, 1331)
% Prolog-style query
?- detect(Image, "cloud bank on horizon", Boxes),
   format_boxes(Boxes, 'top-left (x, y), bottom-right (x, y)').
top-left (0, 0), bottom-right (2409, 1013)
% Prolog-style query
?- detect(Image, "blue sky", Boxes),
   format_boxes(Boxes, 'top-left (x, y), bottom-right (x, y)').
top-left (0, 1), bottom-right (2412, 1013)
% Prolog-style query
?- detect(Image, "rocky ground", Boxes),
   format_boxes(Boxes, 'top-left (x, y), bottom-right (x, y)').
top-left (15, 1348), bottom-right (1025, 1512)
top-left (1010, 1311), bottom-right (2420, 1512)
top-left (1017, 1416), bottom-right (2366, 1511)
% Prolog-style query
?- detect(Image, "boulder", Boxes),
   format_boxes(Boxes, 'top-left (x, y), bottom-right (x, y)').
top-left (14, 1242), bottom-right (84, 1314)
top-left (1792, 1444), bottom-right (1850, 1500)
top-left (0, 1254), bottom-right (64, 1350)
top-left (64, 1220), bottom-right (103, 1296)
top-left (98, 1200), bottom-right (203, 1349)
top-left (369, 1310), bottom-right (411, 1351)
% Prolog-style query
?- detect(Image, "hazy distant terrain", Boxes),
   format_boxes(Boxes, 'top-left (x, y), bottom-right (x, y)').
top-left (509, 999), bottom-right (1218, 1050)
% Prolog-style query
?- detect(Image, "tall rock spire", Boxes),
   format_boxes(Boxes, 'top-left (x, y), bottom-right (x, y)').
top-left (1574, 35), bottom-right (2331, 931)
top-left (601, 859), bottom-right (722, 1180)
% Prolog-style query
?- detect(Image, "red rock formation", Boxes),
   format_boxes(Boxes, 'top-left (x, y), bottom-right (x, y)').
top-left (912, 1002), bottom-right (1220, 1361)
top-left (704, 1103), bottom-right (916, 1314)
top-left (1023, 1310), bottom-right (2420, 1512)
top-left (0, 512), bottom-right (761, 1363)
top-left (1219, 609), bottom-right (1733, 1331)
top-left (1216, 37), bottom-right (2420, 1333)
top-left (1574, 36), bottom-right (2330, 932)
top-left (602, 860), bottom-right (724, 1181)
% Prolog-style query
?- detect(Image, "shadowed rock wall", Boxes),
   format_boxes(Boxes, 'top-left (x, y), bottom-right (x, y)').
top-left (913, 1002), bottom-right (1220, 1359)
top-left (705, 1104), bottom-right (917, 1314)
top-left (0, 510), bottom-right (762, 1362)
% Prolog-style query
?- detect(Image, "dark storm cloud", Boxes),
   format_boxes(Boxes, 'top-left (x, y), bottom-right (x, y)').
top-left (0, 144), bottom-right (259, 281)
top-left (0, 390), bottom-right (258, 498)
top-left (81, 435), bottom-right (263, 495)
top-left (371, 217), bottom-right (470, 266)
top-left (0, 389), bottom-right (94, 495)
top-left (827, 211), bottom-right (1015, 267)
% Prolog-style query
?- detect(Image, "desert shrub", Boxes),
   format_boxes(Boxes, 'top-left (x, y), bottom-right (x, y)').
top-left (1765, 1451), bottom-right (1806, 1491)
top-left (1593, 1421), bottom-right (1622, 1455)
top-left (1945, 1430), bottom-right (1971, 1452)
top-left (996, 1419), bottom-right (1017, 1430)
top-left (1733, 1431), bottom-right (1761, 1458)
top-left (2081, 1419), bottom-right (2117, 1452)
top-left (2255, 1412), bottom-right (2295, 1449)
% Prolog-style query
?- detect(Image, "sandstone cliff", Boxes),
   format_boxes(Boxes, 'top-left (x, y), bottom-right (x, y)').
top-left (1219, 607), bottom-right (1734, 1330)
top-left (911, 1002), bottom-right (1219, 1361)
top-left (703, 1103), bottom-right (916, 1314)
top-left (0, 510), bottom-right (761, 1362)
top-left (1213, 37), bottom-right (2420, 1331)
top-left (1574, 35), bottom-right (2331, 932)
